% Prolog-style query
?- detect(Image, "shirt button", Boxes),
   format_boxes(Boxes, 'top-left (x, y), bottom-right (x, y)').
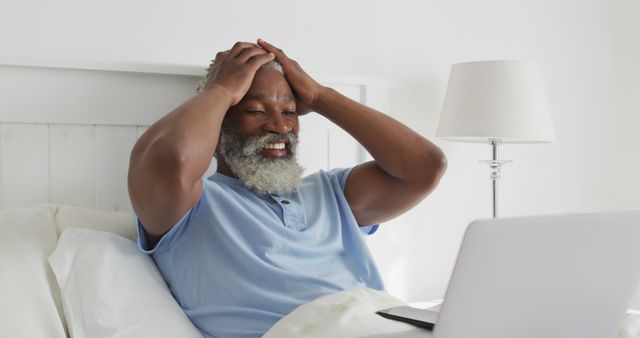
top-left (281, 200), bottom-right (290, 204)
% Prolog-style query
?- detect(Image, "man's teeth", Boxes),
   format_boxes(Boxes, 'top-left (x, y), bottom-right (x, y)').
top-left (264, 143), bottom-right (286, 150)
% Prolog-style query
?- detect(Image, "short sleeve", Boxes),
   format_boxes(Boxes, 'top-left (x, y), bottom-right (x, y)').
top-left (326, 167), bottom-right (380, 235)
top-left (136, 209), bottom-right (193, 254)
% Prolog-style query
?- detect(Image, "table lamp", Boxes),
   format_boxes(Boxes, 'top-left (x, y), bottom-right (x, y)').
top-left (436, 60), bottom-right (555, 218)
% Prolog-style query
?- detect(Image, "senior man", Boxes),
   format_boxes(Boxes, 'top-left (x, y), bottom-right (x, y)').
top-left (128, 39), bottom-right (447, 338)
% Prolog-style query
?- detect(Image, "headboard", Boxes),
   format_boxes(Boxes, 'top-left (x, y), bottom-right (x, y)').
top-left (0, 60), bottom-right (390, 213)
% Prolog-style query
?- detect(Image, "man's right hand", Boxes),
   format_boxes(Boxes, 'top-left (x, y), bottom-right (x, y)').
top-left (203, 42), bottom-right (275, 106)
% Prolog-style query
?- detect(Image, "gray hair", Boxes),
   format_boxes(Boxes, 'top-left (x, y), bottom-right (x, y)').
top-left (218, 128), bottom-right (303, 195)
top-left (196, 60), bottom-right (284, 94)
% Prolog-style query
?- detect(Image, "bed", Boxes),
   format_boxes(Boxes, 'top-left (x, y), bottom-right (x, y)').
top-left (0, 60), bottom-right (638, 338)
top-left (0, 60), bottom-right (396, 337)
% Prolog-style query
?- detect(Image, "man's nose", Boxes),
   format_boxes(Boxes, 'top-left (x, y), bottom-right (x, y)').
top-left (264, 113), bottom-right (293, 134)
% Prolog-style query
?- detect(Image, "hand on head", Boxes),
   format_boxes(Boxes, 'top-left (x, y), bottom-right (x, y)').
top-left (257, 39), bottom-right (324, 115)
top-left (203, 40), bottom-right (324, 115)
top-left (203, 42), bottom-right (275, 106)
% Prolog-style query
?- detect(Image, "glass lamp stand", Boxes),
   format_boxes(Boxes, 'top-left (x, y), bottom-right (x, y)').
top-left (478, 138), bottom-right (512, 218)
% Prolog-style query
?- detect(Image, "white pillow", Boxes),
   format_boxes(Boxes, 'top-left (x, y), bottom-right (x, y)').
top-left (50, 204), bottom-right (137, 241)
top-left (48, 228), bottom-right (202, 338)
top-left (0, 205), bottom-right (67, 338)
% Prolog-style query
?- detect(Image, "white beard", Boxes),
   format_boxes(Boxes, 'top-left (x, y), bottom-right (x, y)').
top-left (218, 129), bottom-right (304, 195)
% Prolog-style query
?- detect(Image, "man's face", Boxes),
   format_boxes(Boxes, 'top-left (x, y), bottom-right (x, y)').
top-left (225, 66), bottom-right (299, 150)
top-left (217, 66), bottom-right (304, 195)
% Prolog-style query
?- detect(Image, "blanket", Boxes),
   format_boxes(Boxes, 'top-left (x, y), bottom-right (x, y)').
top-left (262, 288), bottom-right (427, 338)
top-left (263, 288), bottom-right (640, 338)
top-left (620, 310), bottom-right (640, 338)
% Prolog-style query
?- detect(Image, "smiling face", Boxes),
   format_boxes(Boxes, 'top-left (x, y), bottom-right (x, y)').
top-left (226, 66), bottom-right (299, 152)
top-left (216, 66), bottom-right (304, 195)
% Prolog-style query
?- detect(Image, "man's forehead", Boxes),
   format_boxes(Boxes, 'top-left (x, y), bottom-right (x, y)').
top-left (243, 93), bottom-right (295, 102)
top-left (240, 66), bottom-right (295, 103)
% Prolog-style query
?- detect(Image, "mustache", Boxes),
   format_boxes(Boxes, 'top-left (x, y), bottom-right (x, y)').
top-left (217, 128), bottom-right (304, 195)
top-left (239, 132), bottom-right (298, 157)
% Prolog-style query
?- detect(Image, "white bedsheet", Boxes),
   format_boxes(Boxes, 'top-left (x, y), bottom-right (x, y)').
top-left (262, 288), bottom-right (427, 338)
top-left (263, 288), bottom-right (640, 338)
top-left (620, 310), bottom-right (640, 338)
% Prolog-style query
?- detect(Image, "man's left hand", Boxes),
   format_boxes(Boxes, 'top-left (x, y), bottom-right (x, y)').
top-left (257, 39), bottom-right (324, 115)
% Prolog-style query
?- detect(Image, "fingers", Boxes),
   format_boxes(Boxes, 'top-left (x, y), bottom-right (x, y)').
top-left (213, 50), bottom-right (228, 62)
top-left (247, 52), bottom-right (276, 71)
top-left (213, 42), bottom-right (270, 68)
top-left (257, 38), bottom-right (286, 58)
top-left (234, 45), bottom-right (268, 63)
top-left (257, 38), bottom-right (298, 70)
top-left (256, 39), bottom-right (321, 111)
top-left (228, 41), bottom-right (261, 59)
top-left (205, 41), bottom-right (274, 96)
top-left (211, 50), bottom-right (230, 70)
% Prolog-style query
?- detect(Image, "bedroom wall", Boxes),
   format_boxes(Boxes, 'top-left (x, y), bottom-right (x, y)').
top-left (1, 0), bottom-right (639, 304)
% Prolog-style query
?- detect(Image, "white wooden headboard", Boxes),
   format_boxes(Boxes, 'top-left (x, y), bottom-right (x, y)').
top-left (0, 61), bottom-right (390, 213)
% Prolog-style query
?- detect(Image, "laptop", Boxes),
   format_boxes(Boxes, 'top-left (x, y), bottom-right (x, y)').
top-left (374, 210), bottom-right (640, 338)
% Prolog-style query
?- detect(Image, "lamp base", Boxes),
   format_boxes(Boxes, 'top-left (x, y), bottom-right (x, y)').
top-left (478, 139), bottom-right (512, 218)
top-left (478, 160), bottom-right (512, 180)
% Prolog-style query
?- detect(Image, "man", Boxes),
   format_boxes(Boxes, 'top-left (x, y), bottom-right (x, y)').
top-left (128, 39), bottom-right (447, 338)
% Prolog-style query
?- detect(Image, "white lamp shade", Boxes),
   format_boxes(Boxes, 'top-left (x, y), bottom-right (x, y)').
top-left (436, 60), bottom-right (555, 143)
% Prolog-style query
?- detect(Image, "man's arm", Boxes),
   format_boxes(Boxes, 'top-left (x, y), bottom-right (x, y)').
top-left (313, 89), bottom-right (447, 226)
top-left (128, 43), bottom-right (275, 244)
top-left (258, 39), bottom-right (447, 226)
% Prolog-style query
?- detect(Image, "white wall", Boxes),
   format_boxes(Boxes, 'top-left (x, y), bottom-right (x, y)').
top-left (1, 0), bottom-right (639, 303)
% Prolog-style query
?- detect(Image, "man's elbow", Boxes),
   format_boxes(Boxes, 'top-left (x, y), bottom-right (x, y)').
top-left (416, 147), bottom-right (447, 193)
top-left (129, 136), bottom-right (197, 197)
top-left (433, 148), bottom-right (448, 178)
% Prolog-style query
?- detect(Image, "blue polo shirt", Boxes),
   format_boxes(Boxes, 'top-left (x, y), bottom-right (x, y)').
top-left (137, 168), bottom-right (384, 338)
